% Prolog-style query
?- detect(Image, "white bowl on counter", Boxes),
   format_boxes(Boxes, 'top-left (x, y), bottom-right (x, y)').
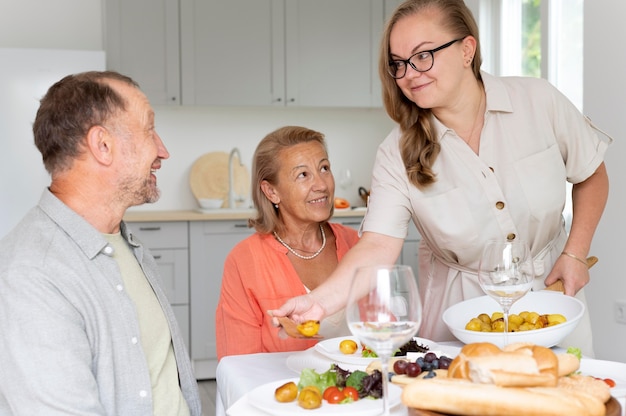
top-left (197, 198), bottom-right (224, 209)
top-left (442, 291), bottom-right (585, 349)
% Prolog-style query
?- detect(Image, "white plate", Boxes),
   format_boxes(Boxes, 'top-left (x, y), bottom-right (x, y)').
top-left (286, 348), bottom-right (364, 374)
top-left (579, 358), bottom-right (626, 399)
top-left (313, 336), bottom-right (442, 366)
top-left (248, 377), bottom-right (402, 416)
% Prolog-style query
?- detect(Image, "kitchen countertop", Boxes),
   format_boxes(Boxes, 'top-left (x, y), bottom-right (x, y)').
top-left (123, 207), bottom-right (367, 222)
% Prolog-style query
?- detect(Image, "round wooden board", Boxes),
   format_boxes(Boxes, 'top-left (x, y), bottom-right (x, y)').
top-left (189, 152), bottom-right (250, 208)
top-left (407, 396), bottom-right (621, 416)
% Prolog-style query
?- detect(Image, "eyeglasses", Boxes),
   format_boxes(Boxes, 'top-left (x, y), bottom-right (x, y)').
top-left (387, 38), bottom-right (465, 79)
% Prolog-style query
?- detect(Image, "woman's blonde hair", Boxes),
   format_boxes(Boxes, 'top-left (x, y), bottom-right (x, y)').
top-left (379, 0), bottom-right (482, 187)
top-left (248, 126), bottom-right (329, 234)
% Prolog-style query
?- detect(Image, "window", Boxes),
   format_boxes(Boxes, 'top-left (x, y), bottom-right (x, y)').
top-left (479, 0), bottom-right (583, 109)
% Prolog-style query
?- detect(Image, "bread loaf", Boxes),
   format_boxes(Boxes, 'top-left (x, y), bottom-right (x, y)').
top-left (448, 342), bottom-right (558, 387)
top-left (401, 377), bottom-right (606, 416)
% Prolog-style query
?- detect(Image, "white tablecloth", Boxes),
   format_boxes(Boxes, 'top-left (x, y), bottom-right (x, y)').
top-left (216, 342), bottom-right (625, 416)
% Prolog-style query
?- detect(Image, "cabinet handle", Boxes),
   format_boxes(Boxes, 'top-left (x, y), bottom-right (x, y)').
top-left (233, 223), bottom-right (248, 228)
top-left (288, 98), bottom-right (295, 102)
top-left (274, 97), bottom-right (282, 102)
top-left (341, 221), bottom-right (361, 226)
top-left (139, 226), bottom-right (162, 231)
top-left (153, 255), bottom-right (162, 260)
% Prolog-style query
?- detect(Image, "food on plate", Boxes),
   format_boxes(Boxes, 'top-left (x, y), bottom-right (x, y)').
top-left (448, 342), bottom-right (558, 387)
top-left (274, 381), bottom-right (298, 403)
top-left (361, 338), bottom-right (430, 358)
top-left (558, 374), bottom-right (612, 403)
top-left (465, 311), bottom-right (567, 332)
top-left (296, 364), bottom-right (384, 405)
top-left (297, 385), bottom-right (322, 409)
top-left (399, 342), bottom-right (610, 416)
top-left (334, 197), bottom-right (350, 209)
top-left (339, 339), bottom-right (358, 354)
top-left (296, 320), bottom-right (320, 337)
top-left (368, 351), bottom-right (454, 386)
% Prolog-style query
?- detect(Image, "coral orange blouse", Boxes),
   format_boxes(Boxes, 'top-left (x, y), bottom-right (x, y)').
top-left (215, 222), bottom-right (359, 360)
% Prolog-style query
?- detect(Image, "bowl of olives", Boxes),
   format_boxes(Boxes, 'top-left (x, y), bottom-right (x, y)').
top-left (442, 291), bottom-right (585, 349)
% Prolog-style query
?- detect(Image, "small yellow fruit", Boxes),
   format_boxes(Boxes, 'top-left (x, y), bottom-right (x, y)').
top-left (298, 386), bottom-right (322, 409)
top-left (296, 320), bottom-right (320, 337)
top-left (339, 339), bottom-right (358, 354)
top-left (274, 381), bottom-right (298, 403)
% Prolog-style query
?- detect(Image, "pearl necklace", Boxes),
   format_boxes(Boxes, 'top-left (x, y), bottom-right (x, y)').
top-left (274, 224), bottom-right (326, 260)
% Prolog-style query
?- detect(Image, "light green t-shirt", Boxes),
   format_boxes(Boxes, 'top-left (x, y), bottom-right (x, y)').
top-left (104, 233), bottom-right (189, 416)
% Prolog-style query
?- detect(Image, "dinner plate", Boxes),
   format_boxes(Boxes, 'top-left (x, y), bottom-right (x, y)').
top-left (248, 377), bottom-right (402, 416)
top-left (286, 348), bottom-right (364, 374)
top-left (313, 336), bottom-right (448, 366)
top-left (580, 358), bottom-right (626, 399)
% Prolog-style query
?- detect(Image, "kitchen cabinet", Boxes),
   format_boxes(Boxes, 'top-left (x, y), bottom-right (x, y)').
top-left (126, 221), bottom-right (191, 350)
top-left (105, 0), bottom-right (181, 106)
top-left (107, 0), bottom-right (384, 107)
top-left (189, 219), bottom-right (255, 379)
top-left (180, 0), bottom-right (383, 107)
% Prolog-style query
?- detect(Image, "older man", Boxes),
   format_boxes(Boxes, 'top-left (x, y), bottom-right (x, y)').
top-left (0, 71), bottom-right (201, 415)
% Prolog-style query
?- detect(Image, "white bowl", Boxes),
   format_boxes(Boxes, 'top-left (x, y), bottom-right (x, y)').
top-left (198, 198), bottom-right (223, 209)
top-left (442, 291), bottom-right (585, 349)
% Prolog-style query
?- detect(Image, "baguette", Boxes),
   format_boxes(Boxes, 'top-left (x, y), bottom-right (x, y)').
top-left (503, 342), bottom-right (581, 376)
top-left (401, 377), bottom-right (606, 416)
top-left (448, 342), bottom-right (558, 387)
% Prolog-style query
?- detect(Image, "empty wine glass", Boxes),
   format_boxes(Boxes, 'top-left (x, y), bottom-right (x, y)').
top-left (478, 240), bottom-right (534, 347)
top-left (346, 265), bottom-right (422, 416)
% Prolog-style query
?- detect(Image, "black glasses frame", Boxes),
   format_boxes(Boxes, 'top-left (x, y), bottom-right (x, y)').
top-left (388, 38), bottom-right (465, 79)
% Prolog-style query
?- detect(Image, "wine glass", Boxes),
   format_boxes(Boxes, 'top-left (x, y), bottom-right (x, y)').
top-left (478, 240), bottom-right (534, 347)
top-left (346, 265), bottom-right (422, 416)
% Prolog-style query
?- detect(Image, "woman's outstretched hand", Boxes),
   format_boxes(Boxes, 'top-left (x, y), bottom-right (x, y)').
top-left (269, 294), bottom-right (326, 338)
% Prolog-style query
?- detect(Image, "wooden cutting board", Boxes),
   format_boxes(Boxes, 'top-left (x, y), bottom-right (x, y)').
top-left (408, 396), bottom-right (621, 416)
top-left (189, 152), bottom-right (250, 208)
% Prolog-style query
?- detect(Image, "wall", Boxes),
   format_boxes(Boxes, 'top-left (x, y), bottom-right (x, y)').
top-left (583, 0), bottom-right (626, 363)
top-left (150, 106), bottom-right (393, 211)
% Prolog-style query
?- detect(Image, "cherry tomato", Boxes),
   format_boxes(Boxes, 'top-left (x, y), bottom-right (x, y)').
top-left (342, 386), bottom-right (359, 401)
top-left (323, 386), bottom-right (340, 401)
top-left (325, 388), bottom-right (346, 404)
top-left (604, 378), bottom-right (616, 388)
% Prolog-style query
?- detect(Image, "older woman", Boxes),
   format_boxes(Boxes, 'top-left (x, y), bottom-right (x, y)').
top-left (215, 126), bottom-right (359, 359)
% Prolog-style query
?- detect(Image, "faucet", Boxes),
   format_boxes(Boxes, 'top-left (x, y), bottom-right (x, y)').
top-left (228, 147), bottom-right (242, 209)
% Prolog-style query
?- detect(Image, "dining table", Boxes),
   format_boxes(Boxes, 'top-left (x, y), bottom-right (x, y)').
top-left (215, 339), bottom-right (626, 416)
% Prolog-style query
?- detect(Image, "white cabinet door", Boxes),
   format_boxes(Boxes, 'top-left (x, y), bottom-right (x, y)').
top-left (180, 0), bottom-right (283, 106)
top-left (105, 0), bottom-right (181, 105)
top-left (284, 0), bottom-right (382, 107)
top-left (189, 219), bottom-right (255, 379)
top-left (180, 0), bottom-right (383, 107)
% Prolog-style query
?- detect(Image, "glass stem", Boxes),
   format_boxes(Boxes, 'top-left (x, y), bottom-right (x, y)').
top-left (380, 355), bottom-right (391, 416)
top-left (503, 306), bottom-right (510, 347)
